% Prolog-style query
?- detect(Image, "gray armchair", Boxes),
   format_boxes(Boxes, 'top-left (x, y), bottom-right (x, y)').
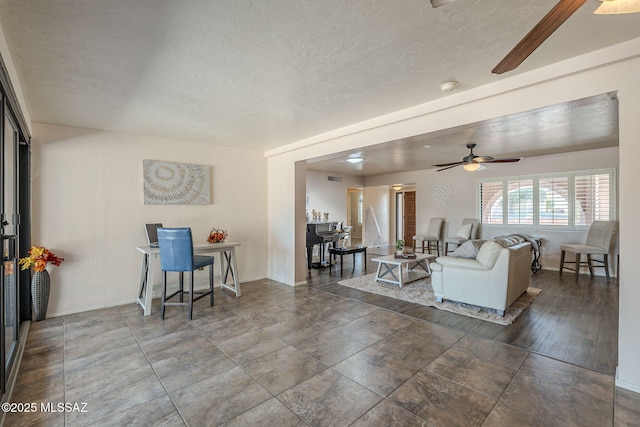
top-left (444, 218), bottom-right (479, 254)
top-left (559, 220), bottom-right (616, 278)
top-left (413, 218), bottom-right (444, 256)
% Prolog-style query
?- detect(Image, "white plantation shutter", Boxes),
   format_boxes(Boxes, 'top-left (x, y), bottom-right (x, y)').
top-left (575, 173), bottom-right (611, 225)
top-left (478, 169), bottom-right (615, 228)
top-left (480, 181), bottom-right (503, 224)
top-left (539, 176), bottom-right (569, 226)
top-left (507, 179), bottom-right (534, 225)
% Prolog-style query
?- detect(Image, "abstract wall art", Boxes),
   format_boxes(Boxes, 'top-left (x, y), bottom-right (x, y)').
top-left (431, 182), bottom-right (453, 205)
top-left (143, 160), bottom-right (211, 205)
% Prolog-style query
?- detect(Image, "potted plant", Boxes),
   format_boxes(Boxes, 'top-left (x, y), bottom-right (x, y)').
top-left (19, 246), bottom-right (64, 321)
top-left (396, 239), bottom-right (405, 254)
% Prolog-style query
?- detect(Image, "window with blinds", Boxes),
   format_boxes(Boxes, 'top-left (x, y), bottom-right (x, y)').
top-left (507, 179), bottom-right (534, 225)
top-left (539, 176), bottom-right (569, 225)
top-left (478, 169), bottom-right (615, 229)
top-left (480, 181), bottom-right (503, 224)
top-left (575, 173), bottom-right (611, 225)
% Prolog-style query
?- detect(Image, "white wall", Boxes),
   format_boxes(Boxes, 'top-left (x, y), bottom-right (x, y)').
top-left (617, 72), bottom-right (640, 393)
top-left (366, 147), bottom-right (619, 273)
top-left (33, 123), bottom-right (268, 316)
top-left (363, 186), bottom-right (392, 247)
top-left (267, 42), bottom-right (640, 391)
top-left (305, 170), bottom-right (363, 225)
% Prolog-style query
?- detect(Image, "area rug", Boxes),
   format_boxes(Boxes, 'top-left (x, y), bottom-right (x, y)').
top-left (337, 274), bottom-right (541, 325)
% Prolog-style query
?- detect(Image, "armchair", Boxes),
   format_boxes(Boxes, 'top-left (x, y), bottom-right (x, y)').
top-left (444, 218), bottom-right (478, 254)
top-left (559, 220), bottom-right (616, 278)
top-left (413, 218), bottom-right (444, 256)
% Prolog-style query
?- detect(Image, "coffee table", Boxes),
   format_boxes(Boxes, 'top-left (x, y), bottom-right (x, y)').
top-left (371, 253), bottom-right (436, 287)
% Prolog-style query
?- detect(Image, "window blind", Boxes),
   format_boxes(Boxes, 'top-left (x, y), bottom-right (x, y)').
top-left (539, 176), bottom-right (569, 225)
top-left (480, 181), bottom-right (503, 224)
top-left (478, 168), bottom-right (615, 229)
top-left (507, 179), bottom-right (534, 225)
top-left (575, 173), bottom-right (611, 225)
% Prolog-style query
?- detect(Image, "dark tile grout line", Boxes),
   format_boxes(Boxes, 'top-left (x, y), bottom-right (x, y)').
top-left (197, 288), bottom-right (467, 425)
top-left (310, 274), bottom-right (620, 379)
top-left (302, 277), bottom-right (622, 422)
top-left (122, 309), bottom-right (191, 427)
top-left (38, 277), bottom-right (620, 427)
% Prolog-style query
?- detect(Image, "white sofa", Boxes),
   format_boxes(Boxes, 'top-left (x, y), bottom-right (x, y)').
top-left (429, 239), bottom-right (532, 316)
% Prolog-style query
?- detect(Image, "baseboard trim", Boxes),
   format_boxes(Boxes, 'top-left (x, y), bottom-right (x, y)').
top-left (539, 265), bottom-right (618, 278)
top-left (47, 276), bottom-right (270, 317)
top-left (615, 366), bottom-right (640, 393)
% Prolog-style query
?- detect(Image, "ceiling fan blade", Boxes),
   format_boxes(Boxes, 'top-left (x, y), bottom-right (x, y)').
top-left (485, 157), bottom-right (522, 163)
top-left (436, 163), bottom-right (462, 172)
top-left (433, 161), bottom-right (463, 167)
top-left (430, 0), bottom-right (455, 8)
top-left (473, 156), bottom-right (494, 163)
top-left (491, 0), bottom-right (587, 74)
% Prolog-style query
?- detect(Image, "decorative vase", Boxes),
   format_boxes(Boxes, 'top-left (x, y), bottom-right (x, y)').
top-left (31, 270), bottom-right (51, 322)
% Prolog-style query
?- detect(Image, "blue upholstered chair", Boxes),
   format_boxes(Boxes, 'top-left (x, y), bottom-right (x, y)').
top-left (157, 227), bottom-right (214, 320)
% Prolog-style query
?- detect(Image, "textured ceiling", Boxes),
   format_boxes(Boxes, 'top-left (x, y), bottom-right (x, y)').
top-left (306, 92), bottom-right (619, 175)
top-left (0, 0), bottom-right (639, 152)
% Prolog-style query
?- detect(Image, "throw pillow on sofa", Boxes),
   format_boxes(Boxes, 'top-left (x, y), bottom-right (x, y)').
top-left (475, 240), bottom-right (504, 268)
top-left (456, 223), bottom-right (473, 239)
top-left (451, 239), bottom-right (485, 259)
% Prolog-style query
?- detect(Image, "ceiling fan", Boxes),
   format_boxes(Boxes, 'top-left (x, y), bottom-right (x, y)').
top-left (433, 143), bottom-right (522, 172)
top-left (430, 0), bottom-right (456, 7)
top-left (430, 0), bottom-right (640, 74)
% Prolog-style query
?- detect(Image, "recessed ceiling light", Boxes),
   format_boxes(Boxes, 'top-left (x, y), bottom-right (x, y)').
top-left (440, 81), bottom-right (458, 92)
top-left (423, 145), bottom-right (431, 149)
top-left (346, 158), bottom-right (364, 164)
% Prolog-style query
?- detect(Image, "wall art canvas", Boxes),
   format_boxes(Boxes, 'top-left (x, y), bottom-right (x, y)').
top-left (143, 160), bottom-right (211, 205)
top-left (431, 182), bottom-right (453, 205)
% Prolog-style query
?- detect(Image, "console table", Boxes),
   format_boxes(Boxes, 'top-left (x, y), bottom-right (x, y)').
top-left (499, 233), bottom-right (542, 273)
top-left (136, 241), bottom-right (241, 316)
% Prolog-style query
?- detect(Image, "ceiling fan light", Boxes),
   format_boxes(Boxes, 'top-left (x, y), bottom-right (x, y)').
top-left (595, 0), bottom-right (640, 14)
top-left (346, 157), bottom-right (364, 164)
top-left (463, 162), bottom-right (481, 172)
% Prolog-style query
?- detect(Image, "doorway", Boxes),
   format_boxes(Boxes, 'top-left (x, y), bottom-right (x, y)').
top-left (346, 188), bottom-right (363, 245)
top-left (395, 190), bottom-right (416, 245)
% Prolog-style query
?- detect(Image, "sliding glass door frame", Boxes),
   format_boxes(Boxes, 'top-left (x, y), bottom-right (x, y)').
top-left (0, 59), bottom-right (31, 398)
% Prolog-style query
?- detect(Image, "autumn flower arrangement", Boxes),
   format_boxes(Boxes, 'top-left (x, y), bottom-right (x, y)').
top-left (207, 227), bottom-right (228, 243)
top-left (19, 246), bottom-right (64, 272)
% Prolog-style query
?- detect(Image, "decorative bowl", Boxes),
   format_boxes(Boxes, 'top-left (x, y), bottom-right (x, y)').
top-left (207, 228), bottom-right (227, 243)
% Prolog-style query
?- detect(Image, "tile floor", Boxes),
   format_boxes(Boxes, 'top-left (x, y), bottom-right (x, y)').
top-left (5, 279), bottom-right (640, 426)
